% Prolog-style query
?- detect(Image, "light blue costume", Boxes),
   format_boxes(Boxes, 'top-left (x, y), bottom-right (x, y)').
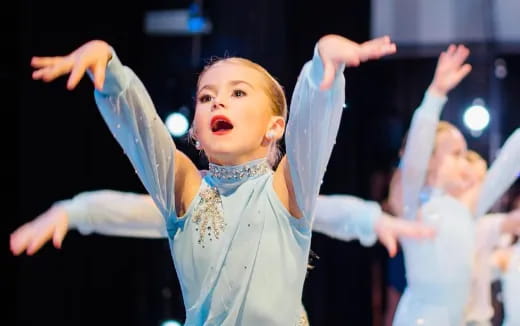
top-left (89, 45), bottom-right (347, 325)
top-left (63, 192), bottom-right (382, 246)
top-left (470, 128), bottom-right (520, 326)
top-left (393, 89), bottom-right (520, 326)
top-left (502, 242), bottom-right (520, 326)
top-left (60, 192), bottom-right (381, 325)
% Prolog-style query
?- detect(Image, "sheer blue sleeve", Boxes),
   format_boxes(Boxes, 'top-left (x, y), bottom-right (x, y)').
top-left (60, 190), bottom-right (167, 238)
top-left (401, 91), bottom-right (447, 220)
top-left (313, 195), bottom-right (382, 246)
top-left (285, 46), bottom-right (346, 228)
top-left (92, 50), bottom-right (176, 220)
top-left (476, 128), bottom-right (520, 217)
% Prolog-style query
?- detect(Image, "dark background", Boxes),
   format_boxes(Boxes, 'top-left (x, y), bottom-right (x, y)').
top-left (4, 1), bottom-right (520, 325)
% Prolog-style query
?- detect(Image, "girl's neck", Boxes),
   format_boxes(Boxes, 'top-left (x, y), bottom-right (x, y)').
top-left (209, 152), bottom-right (268, 167)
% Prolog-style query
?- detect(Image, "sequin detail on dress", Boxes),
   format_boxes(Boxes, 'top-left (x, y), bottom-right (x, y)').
top-left (192, 186), bottom-right (226, 246)
top-left (209, 160), bottom-right (271, 180)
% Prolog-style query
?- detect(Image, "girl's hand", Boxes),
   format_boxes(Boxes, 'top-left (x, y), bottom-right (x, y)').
top-left (317, 34), bottom-right (397, 90)
top-left (502, 209), bottom-right (520, 235)
top-left (428, 44), bottom-right (472, 97)
top-left (10, 205), bottom-right (69, 256)
top-left (31, 40), bottom-right (112, 91)
top-left (374, 213), bottom-right (436, 257)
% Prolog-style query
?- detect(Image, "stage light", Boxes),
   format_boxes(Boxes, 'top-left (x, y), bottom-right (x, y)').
top-left (160, 320), bottom-right (182, 326)
top-left (165, 111), bottom-right (190, 137)
top-left (463, 99), bottom-right (490, 136)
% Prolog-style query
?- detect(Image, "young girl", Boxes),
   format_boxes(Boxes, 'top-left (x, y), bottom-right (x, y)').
top-left (10, 190), bottom-right (434, 325)
top-left (392, 44), bottom-right (475, 326)
top-left (27, 35), bottom-right (396, 325)
top-left (394, 43), bottom-right (520, 326)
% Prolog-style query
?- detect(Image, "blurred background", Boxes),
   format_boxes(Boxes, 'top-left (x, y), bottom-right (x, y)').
top-left (4, 0), bottom-right (520, 325)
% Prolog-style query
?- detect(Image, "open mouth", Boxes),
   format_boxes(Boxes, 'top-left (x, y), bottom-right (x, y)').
top-left (210, 115), bottom-right (234, 135)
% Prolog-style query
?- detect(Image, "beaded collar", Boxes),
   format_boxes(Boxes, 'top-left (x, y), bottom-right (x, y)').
top-left (208, 158), bottom-right (272, 182)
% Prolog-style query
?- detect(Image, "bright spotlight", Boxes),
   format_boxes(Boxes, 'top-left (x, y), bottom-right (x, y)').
top-left (166, 111), bottom-right (190, 137)
top-left (160, 320), bottom-right (182, 326)
top-left (463, 100), bottom-right (490, 135)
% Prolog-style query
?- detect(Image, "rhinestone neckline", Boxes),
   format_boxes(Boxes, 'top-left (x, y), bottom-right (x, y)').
top-left (208, 158), bottom-right (271, 181)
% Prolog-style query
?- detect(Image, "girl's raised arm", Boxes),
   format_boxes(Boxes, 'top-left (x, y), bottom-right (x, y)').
top-left (274, 35), bottom-right (396, 228)
top-left (31, 40), bottom-right (201, 220)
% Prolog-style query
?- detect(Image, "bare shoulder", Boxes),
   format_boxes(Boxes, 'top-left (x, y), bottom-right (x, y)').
top-left (273, 156), bottom-right (303, 218)
top-left (175, 150), bottom-right (202, 216)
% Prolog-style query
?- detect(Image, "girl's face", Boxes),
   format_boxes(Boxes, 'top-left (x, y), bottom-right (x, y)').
top-left (193, 62), bottom-right (281, 166)
top-left (429, 128), bottom-right (470, 195)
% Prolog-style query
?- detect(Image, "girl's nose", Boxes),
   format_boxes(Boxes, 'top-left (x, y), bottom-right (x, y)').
top-left (211, 97), bottom-right (226, 111)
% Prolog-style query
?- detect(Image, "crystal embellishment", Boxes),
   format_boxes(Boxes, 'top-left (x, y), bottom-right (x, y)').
top-left (192, 186), bottom-right (225, 246)
top-left (208, 160), bottom-right (271, 180)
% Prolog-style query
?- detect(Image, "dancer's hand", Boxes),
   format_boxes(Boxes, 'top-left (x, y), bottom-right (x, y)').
top-left (10, 205), bottom-right (69, 256)
top-left (501, 209), bottom-right (520, 235)
top-left (492, 247), bottom-right (513, 272)
top-left (317, 34), bottom-right (397, 90)
top-left (31, 40), bottom-right (112, 91)
top-left (374, 213), bottom-right (436, 257)
top-left (428, 44), bottom-right (472, 97)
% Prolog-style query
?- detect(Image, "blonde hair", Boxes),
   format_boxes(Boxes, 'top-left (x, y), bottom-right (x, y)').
top-left (466, 149), bottom-right (488, 170)
top-left (398, 120), bottom-right (460, 158)
top-left (466, 150), bottom-right (486, 165)
top-left (192, 57), bottom-right (288, 168)
top-left (465, 149), bottom-right (488, 183)
top-left (436, 120), bottom-right (457, 137)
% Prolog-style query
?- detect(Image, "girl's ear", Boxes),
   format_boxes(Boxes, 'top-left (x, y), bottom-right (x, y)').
top-left (262, 116), bottom-right (285, 146)
top-left (267, 116), bottom-right (286, 141)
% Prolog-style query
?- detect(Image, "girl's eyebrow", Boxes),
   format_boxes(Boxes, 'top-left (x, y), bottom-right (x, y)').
top-left (229, 80), bottom-right (255, 89)
top-left (197, 84), bottom-right (217, 95)
top-left (197, 80), bottom-right (255, 95)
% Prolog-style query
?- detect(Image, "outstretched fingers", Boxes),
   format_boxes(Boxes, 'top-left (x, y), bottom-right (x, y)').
top-left (32, 57), bottom-right (73, 83)
top-left (30, 56), bottom-right (62, 69)
top-left (10, 224), bottom-right (33, 255)
top-left (319, 59), bottom-right (338, 90)
top-left (360, 36), bottom-right (397, 61)
top-left (26, 224), bottom-right (55, 256)
top-left (66, 60), bottom-right (89, 90)
top-left (395, 220), bottom-right (436, 239)
top-left (91, 59), bottom-right (108, 91)
top-left (53, 220), bottom-right (68, 249)
top-left (380, 232), bottom-right (398, 257)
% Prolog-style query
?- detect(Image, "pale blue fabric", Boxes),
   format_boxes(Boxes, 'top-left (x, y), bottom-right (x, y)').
top-left (90, 45), bottom-right (346, 325)
top-left (502, 243), bottom-right (520, 326)
top-left (394, 91), bottom-right (519, 326)
top-left (393, 194), bottom-right (475, 326)
top-left (313, 194), bottom-right (381, 246)
top-left (400, 90), bottom-right (447, 221)
top-left (476, 128), bottom-right (520, 218)
top-left (64, 191), bottom-right (381, 246)
top-left (62, 190), bottom-right (167, 238)
top-left (394, 91), bottom-right (475, 326)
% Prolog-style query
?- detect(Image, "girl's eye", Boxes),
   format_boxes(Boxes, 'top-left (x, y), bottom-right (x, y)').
top-left (232, 89), bottom-right (246, 97)
top-left (198, 94), bottom-right (213, 103)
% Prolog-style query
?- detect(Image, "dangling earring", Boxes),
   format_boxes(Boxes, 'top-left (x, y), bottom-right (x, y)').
top-left (195, 140), bottom-right (202, 150)
top-left (266, 131), bottom-right (275, 140)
